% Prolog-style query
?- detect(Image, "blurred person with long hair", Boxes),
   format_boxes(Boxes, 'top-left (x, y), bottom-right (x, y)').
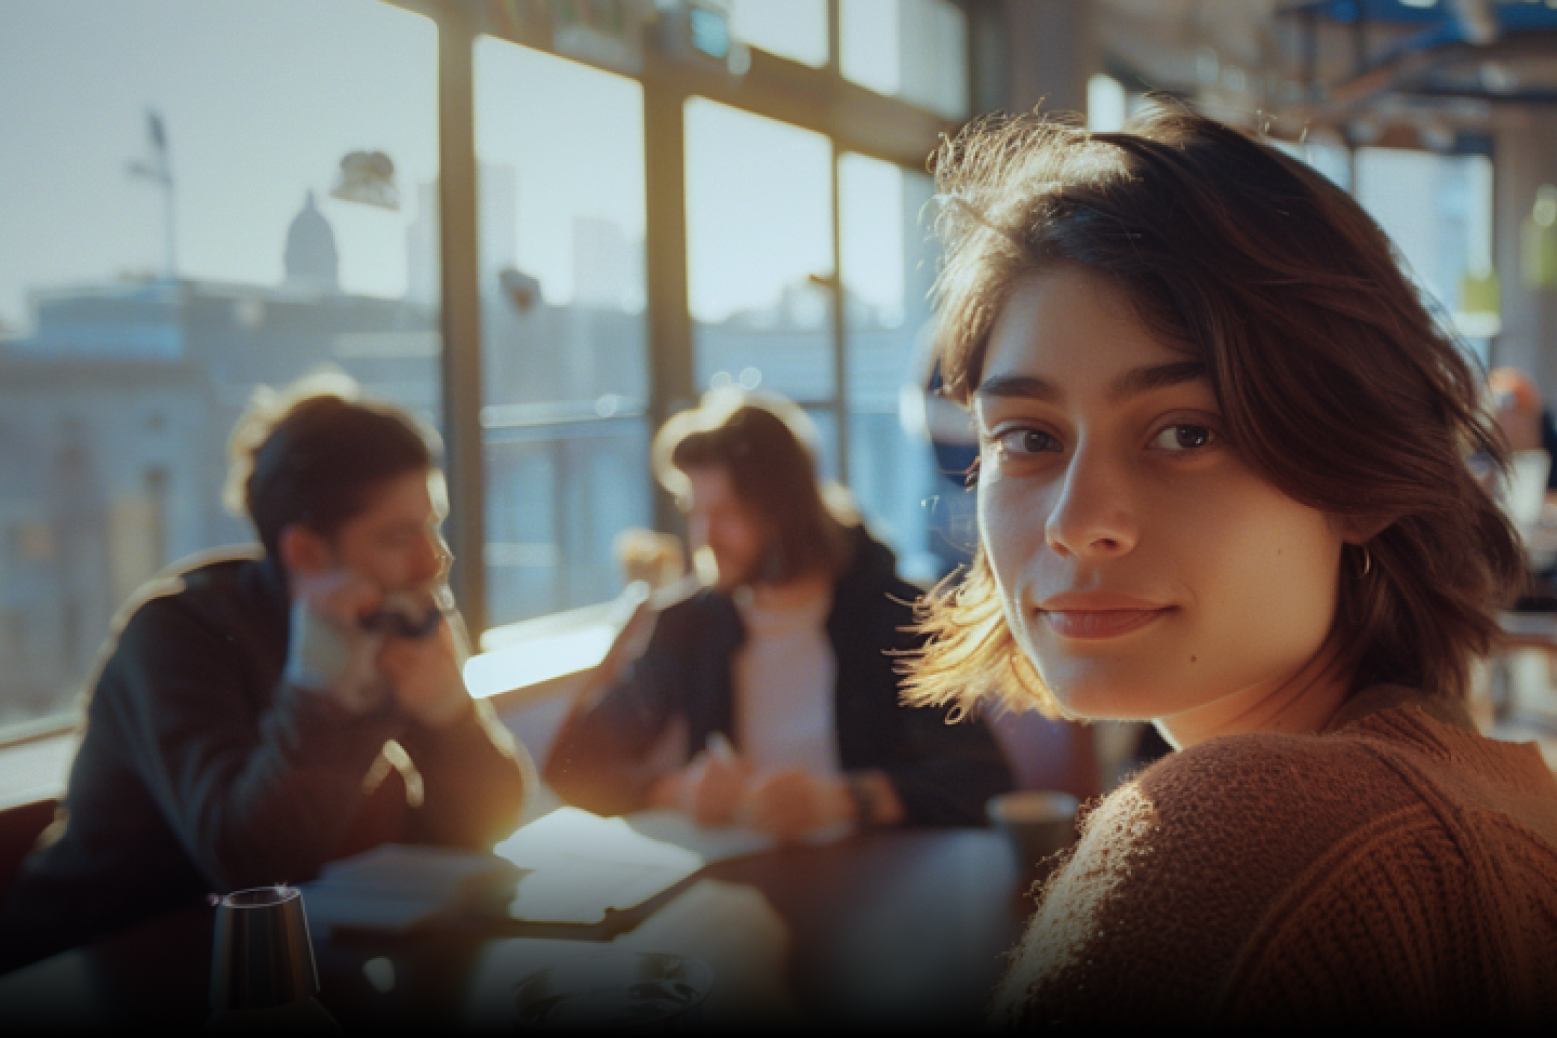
top-left (905, 104), bottom-right (1557, 1027)
top-left (546, 390), bottom-right (1012, 839)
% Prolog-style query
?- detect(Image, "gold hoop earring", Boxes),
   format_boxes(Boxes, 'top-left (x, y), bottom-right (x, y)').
top-left (1359, 545), bottom-right (1372, 578)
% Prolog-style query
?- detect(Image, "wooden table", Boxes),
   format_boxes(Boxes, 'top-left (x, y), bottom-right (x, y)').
top-left (0, 829), bottom-right (1032, 1033)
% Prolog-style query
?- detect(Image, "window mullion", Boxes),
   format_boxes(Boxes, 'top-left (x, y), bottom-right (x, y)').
top-left (436, 2), bottom-right (487, 635)
top-left (830, 141), bottom-right (850, 486)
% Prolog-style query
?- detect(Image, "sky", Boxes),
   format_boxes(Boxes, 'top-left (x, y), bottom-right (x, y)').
top-left (0, 1), bottom-right (1486, 336)
top-left (0, 0), bottom-right (438, 326)
top-left (0, 0), bottom-right (919, 336)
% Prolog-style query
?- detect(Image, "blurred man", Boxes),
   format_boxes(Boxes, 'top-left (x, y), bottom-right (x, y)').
top-left (0, 376), bottom-right (529, 972)
top-left (545, 391), bottom-right (1012, 839)
top-left (1487, 367), bottom-right (1557, 613)
top-left (1489, 367), bottom-right (1557, 471)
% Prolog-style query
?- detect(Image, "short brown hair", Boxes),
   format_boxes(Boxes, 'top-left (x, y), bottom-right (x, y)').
top-left (653, 390), bottom-right (855, 585)
top-left (224, 373), bottom-right (439, 560)
top-left (905, 104), bottom-right (1523, 718)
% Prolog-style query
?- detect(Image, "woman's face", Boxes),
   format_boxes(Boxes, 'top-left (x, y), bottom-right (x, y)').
top-left (974, 267), bottom-right (1349, 745)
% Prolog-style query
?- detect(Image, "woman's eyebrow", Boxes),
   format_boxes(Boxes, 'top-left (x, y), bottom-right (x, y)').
top-left (974, 374), bottom-right (1061, 403)
top-left (1107, 360), bottom-right (1209, 403)
top-left (974, 361), bottom-right (1209, 405)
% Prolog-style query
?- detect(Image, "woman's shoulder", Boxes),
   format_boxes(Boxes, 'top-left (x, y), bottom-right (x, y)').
top-left (1110, 723), bottom-right (1445, 890)
top-left (993, 727), bottom-right (1428, 1026)
top-left (1133, 722), bottom-right (1425, 831)
top-left (998, 697), bottom-right (1557, 1027)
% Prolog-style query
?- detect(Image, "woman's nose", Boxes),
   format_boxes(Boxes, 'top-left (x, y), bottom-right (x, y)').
top-left (1044, 443), bottom-right (1139, 560)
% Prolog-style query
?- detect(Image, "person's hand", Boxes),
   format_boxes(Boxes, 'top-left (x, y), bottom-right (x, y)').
top-left (745, 768), bottom-right (855, 843)
top-left (376, 601), bottom-right (472, 728)
top-left (292, 568), bottom-right (384, 631)
top-left (648, 747), bottom-right (753, 828)
top-left (686, 748), bottom-right (754, 827)
top-left (284, 569), bottom-right (386, 709)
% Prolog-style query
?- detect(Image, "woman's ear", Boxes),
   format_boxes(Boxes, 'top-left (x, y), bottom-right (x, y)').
top-left (277, 523), bottom-right (332, 576)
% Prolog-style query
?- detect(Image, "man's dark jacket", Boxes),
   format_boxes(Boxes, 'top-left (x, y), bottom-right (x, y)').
top-left (0, 550), bottom-right (526, 973)
top-left (545, 526), bottom-right (1013, 825)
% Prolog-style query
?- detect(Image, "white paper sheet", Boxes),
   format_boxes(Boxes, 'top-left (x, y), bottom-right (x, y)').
top-left (496, 807), bottom-right (704, 925)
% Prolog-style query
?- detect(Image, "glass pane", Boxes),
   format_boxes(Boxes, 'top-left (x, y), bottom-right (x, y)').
top-left (686, 97), bottom-right (835, 405)
top-left (730, 0), bottom-right (829, 67)
top-left (483, 421), bottom-right (651, 624)
top-left (841, 0), bottom-right (969, 120)
top-left (1275, 142), bottom-right (1496, 378)
top-left (0, 0), bottom-right (439, 729)
top-left (474, 38), bottom-right (651, 627)
top-left (805, 407), bottom-right (842, 484)
top-left (1357, 148), bottom-right (1494, 323)
top-left (839, 154), bottom-right (948, 585)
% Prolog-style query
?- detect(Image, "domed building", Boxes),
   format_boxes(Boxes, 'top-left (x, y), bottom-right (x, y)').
top-left (282, 190), bottom-right (339, 292)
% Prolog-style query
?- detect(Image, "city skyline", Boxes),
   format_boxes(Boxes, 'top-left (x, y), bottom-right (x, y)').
top-left (1, 0), bottom-right (922, 340)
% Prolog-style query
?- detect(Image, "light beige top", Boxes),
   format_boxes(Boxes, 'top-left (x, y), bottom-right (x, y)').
top-left (732, 582), bottom-right (838, 777)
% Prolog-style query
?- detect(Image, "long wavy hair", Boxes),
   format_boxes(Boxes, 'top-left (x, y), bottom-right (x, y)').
top-left (652, 390), bottom-right (856, 585)
top-left (903, 104), bottom-right (1524, 719)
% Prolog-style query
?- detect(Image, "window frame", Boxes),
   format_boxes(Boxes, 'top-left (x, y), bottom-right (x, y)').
top-left (397, 0), bottom-right (968, 638)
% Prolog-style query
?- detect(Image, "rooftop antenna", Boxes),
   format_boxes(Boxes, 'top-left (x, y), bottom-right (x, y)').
top-left (126, 108), bottom-right (176, 281)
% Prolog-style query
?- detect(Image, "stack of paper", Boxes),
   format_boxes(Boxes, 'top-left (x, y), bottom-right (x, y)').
top-left (497, 808), bottom-right (704, 925)
top-left (298, 806), bottom-right (836, 935)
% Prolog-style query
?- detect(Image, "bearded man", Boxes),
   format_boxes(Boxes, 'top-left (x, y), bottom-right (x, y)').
top-left (544, 392), bottom-right (1011, 840)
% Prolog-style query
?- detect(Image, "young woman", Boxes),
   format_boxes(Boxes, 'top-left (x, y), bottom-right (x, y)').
top-left (906, 105), bottom-right (1557, 1028)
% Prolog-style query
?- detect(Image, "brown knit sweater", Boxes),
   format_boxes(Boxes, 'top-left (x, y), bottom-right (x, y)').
top-left (994, 687), bottom-right (1557, 1029)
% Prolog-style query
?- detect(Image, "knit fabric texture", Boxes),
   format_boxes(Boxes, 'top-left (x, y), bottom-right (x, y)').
top-left (994, 691), bottom-right (1557, 1029)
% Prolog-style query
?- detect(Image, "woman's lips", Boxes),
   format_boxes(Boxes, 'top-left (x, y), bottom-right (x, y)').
top-left (1036, 592), bottom-right (1173, 640)
top-left (1042, 608), bottom-right (1169, 640)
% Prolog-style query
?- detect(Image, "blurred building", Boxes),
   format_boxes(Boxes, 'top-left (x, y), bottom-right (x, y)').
top-left (0, 197), bottom-right (438, 722)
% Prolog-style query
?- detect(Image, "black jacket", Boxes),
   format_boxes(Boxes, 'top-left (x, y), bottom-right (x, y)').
top-left (0, 550), bottom-right (526, 973)
top-left (545, 527), bottom-right (1012, 826)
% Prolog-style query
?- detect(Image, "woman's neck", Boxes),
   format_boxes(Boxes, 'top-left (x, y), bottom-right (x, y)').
top-left (1154, 645), bottom-right (1352, 750)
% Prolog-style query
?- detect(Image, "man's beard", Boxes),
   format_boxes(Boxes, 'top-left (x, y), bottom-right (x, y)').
top-left (714, 556), bottom-right (758, 593)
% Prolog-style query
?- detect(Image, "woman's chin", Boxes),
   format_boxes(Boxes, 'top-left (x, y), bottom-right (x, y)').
top-left (1044, 669), bottom-right (1185, 722)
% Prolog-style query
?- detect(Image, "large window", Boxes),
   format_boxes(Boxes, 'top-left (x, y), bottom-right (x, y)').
top-left (685, 98), bottom-right (841, 473)
top-left (1356, 147), bottom-right (1497, 357)
top-left (474, 37), bottom-right (651, 626)
top-left (0, 0), bottom-right (964, 738)
top-left (0, 0), bottom-right (440, 728)
top-left (839, 155), bottom-right (945, 584)
top-left (1282, 140), bottom-right (1497, 364)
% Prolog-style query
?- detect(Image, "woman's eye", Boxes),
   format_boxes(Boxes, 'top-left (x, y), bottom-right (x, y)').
top-left (994, 428), bottom-right (1062, 455)
top-left (1149, 424), bottom-right (1217, 452)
